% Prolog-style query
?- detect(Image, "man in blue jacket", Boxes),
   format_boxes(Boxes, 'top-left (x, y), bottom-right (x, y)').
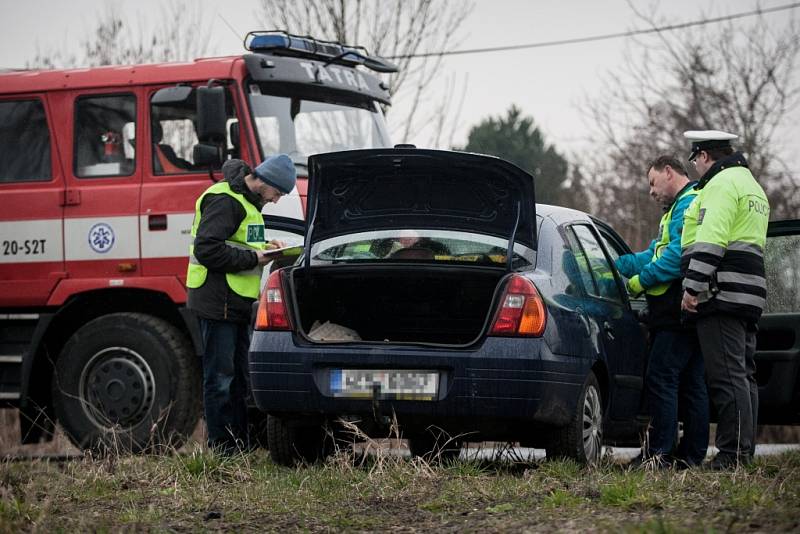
top-left (616, 155), bottom-right (709, 468)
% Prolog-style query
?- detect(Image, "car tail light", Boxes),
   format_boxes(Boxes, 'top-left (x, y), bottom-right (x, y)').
top-left (254, 269), bottom-right (291, 331)
top-left (489, 275), bottom-right (546, 337)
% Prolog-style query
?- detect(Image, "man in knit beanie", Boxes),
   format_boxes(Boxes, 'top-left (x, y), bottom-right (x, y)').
top-left (186, 155), bottom-right (296, 454)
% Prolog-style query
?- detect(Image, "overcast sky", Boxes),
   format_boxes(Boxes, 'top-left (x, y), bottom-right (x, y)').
top-left (1, 0), bottom-right (796, 161)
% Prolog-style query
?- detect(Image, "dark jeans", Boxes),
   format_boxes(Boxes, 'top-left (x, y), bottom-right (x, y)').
top-left (696, 314), bottom-right (758, 462)
top-left (646, 329), bottom-right (709, 465)
top-left (199, 317), bottom-right (250, 451)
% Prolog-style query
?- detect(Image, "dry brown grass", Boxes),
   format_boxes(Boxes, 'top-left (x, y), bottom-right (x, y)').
top-left (3, 406), bottom-right (796, 460)
top-left (0, 410), bottom-right (75, 458)
top-left (0, 409), bottom-right (207, 458)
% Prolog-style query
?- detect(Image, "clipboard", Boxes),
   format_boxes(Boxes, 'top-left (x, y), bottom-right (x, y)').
top-left (262, 245), bottom-right (304, 258)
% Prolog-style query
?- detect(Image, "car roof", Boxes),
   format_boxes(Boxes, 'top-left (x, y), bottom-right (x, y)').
top-left (535, 203), bottom-right (592, 224)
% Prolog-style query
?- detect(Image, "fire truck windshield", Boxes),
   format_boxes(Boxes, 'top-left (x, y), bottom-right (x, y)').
top-left (249, 93), bottom-right (390, 165)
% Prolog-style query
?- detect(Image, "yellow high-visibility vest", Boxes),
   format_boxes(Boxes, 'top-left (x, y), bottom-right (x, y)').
top-left (186, 181), bottom-right (266, 299)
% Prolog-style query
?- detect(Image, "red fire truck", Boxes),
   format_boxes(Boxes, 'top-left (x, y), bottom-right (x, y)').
top-left (0, 31), bottom-right (396, 451)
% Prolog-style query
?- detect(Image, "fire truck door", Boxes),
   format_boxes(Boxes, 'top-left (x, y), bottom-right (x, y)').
top-left (0, 96), bottom-right (66, 307)
top-left (63, 90), bottom-right (142, 281)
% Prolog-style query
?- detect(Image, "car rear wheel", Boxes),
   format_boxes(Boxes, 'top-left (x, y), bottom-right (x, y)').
top-left (52, 313), bottom-right (201, 453)
top-left (546, 371), bottom-right (604, 464)
top-left (267, 415), bottom-right (332, 466)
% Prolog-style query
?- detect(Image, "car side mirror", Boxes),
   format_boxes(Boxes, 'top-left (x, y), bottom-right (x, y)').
top-left (196, 85), bottom-right (227, 144)
top-left (193, 142), bottom-right (222, 168)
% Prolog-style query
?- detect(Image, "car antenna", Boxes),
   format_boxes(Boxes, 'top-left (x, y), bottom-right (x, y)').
top-left (506, 201), bottom-right (521, 272)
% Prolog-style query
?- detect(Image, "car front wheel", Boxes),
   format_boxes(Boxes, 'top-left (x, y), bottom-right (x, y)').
top-left (546, 371), bottom-right (604, 464)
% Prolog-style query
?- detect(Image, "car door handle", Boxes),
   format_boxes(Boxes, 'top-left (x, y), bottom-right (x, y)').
top-left (603, 321), bottom-right (615, 340)
top-left (148, 214), bottom-right (168, 231)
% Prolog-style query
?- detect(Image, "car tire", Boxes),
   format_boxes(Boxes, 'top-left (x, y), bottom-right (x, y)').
top-left (267, 415), bottom-right (331, 466)
top-left (52, 313), bottom-right (201, 453)
top-left (407, 431), bottom-right (462, 463)
top-left (249, 410), bottom-right (270, 450)
top-left (546, 371), bottom-right (604, 464)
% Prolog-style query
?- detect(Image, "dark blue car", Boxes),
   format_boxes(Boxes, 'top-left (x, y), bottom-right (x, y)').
top-left (250, 147), bottom-right (800, 466)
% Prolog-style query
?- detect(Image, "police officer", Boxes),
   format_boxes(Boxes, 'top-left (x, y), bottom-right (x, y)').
top-left (680, 130), bottom-right (770, 469)
top-left (187, 155), bottom-right (297, 453)
top-left (616, 155), bottom-right (709, 468)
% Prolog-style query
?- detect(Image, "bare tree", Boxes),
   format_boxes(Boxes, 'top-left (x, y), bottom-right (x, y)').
top-left (27, 0), bottom-right (214, 68)
top-left (584, 6), bottom-right (800, 248)
top-left (254, 0), bottom-right (472, 146)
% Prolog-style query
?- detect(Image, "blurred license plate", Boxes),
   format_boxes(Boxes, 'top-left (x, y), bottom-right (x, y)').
top-left (330, 369), bottom-right (439, 400)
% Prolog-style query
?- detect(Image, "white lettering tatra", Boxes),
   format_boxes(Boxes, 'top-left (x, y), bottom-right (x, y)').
top-left (299, 62), bottom-right (369, 91)
top-left (343, 70), bottom-right (357, 87)
top-left (316, 66), bottom-right (333, 83)
top-left (299, 62), bottom-right (316, 79)
top-left (327, 66), bottom-right (344, 84)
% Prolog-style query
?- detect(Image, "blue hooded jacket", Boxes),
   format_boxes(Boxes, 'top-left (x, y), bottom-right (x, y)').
top-left (615, 181), bottom-right (697, 329)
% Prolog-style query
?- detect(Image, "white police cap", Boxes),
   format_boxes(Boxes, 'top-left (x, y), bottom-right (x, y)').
top-left (683, 130), bottom-right (738, 161)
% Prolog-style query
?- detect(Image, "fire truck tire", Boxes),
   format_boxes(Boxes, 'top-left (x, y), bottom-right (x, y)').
top-left (52, 312), bottom-right (201, 453)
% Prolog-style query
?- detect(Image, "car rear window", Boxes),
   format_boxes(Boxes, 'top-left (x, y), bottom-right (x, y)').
top-left (311, 229), bottom-right (532, 266)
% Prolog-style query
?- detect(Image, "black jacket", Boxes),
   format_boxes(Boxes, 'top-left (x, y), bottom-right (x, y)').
top-left (187, 160), bottom-right (263, 323)
top-left (645, 282), bottom-right (685, 332)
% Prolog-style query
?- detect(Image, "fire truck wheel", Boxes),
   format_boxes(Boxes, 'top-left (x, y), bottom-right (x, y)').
top-left (52, 312), bottom-right (201, 454)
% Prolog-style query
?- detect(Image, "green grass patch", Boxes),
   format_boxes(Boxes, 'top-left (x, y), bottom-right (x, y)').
top-left (0, 449), bottom-right (798, 531)
top-left (542, 488), bottom-right (584, 508)
top-left (599, 471), bottom-right (658, 509)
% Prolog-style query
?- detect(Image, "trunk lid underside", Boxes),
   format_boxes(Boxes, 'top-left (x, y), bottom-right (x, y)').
top-left (305, 148), bottom-right (537, 252)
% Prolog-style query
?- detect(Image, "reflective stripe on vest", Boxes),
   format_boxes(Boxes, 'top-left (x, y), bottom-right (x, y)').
top-left (646, 187), bottom-right (698, 296)
top-left (186, 181), bottom-right (266, 299)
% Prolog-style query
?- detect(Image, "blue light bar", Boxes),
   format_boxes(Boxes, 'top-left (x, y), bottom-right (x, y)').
top-left (244, 30), bottom-right (398, 73)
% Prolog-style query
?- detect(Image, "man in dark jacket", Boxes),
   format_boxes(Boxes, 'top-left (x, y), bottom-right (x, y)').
top-left (616, 155), bottom-right (709, 468)
top-left (187, 155), bottom-right (296, 453)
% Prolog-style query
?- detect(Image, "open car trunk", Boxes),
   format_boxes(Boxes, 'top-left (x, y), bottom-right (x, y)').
top-left (290, 265), bottom-right (505, 345)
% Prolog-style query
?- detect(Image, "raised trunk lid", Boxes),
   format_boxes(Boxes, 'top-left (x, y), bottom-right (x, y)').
top-left (304, 148), bottom-right (537, 252)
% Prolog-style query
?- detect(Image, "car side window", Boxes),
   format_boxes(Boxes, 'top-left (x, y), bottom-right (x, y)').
top-left (564, 228), bottom-right (598, 296)
top-left (764, 233), bottom-right (800, 313)
top-left (0, 99), bottom-right (51, 183)
top-left (74, 94), bottom-right (136, 178)
top-left (571, 224), bottom-right (624, 303)
top-left (596, 229), bottom-right (627, 284)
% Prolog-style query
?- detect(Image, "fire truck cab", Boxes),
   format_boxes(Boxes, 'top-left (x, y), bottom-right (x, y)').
top-left (0, 31), bottom-right (395, 451)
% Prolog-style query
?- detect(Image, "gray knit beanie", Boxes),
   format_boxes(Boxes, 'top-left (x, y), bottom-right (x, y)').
top-left (253, 154), bottom-right (297, 194)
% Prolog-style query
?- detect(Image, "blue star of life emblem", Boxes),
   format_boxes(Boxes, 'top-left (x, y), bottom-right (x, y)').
top-left (88, 223), bottom-right (115, 253)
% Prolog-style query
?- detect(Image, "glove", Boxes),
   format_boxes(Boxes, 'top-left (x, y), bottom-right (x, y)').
top-left (626, 275), bottom-right (645, 297)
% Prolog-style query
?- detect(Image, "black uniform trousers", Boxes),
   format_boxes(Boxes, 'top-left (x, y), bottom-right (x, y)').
top-left (696, 313), bottom-right (758, 463)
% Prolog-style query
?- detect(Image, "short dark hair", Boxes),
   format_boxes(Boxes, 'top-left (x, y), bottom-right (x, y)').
top-left (647, 155), bottom-right (688, 176)
top-left (704, 146), bottom-right (735, 162)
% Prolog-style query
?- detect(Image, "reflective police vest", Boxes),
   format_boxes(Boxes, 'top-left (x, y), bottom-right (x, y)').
top-left (681, 164), bottom-right (769, 321)
top-left (646, 186), bottom-right (698, 296)
top-left (186, 181), bottom-right (266, 299)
